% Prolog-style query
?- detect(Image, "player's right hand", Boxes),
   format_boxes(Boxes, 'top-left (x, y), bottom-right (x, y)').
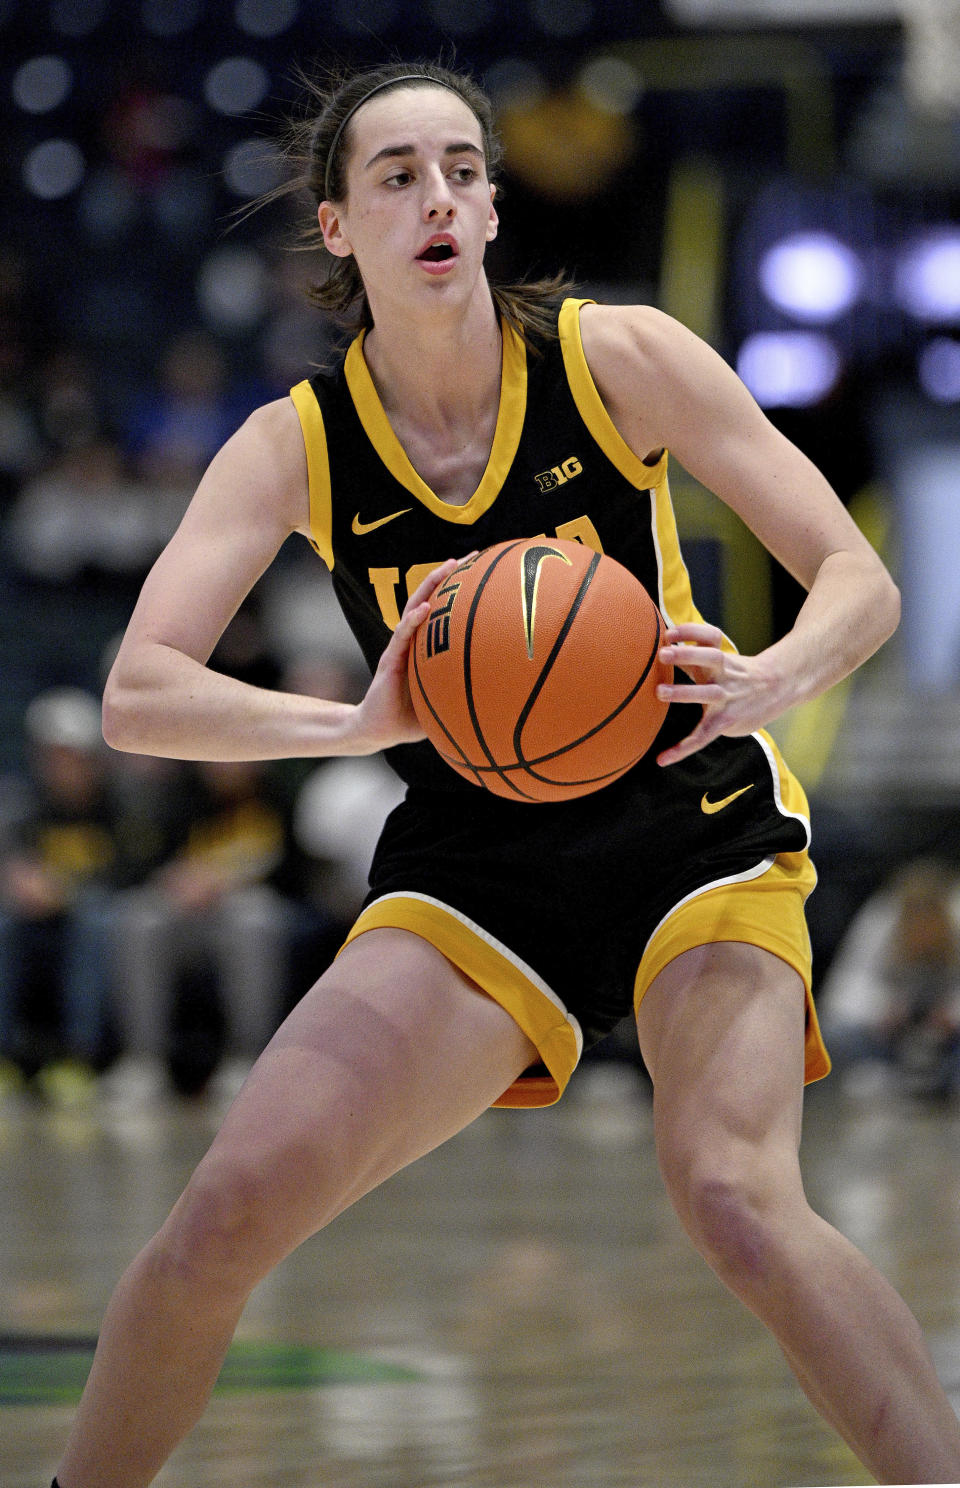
top-left (351, 556), bottom-right (472, 753)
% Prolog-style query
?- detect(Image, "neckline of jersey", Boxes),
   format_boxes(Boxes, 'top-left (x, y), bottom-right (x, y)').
top-left (343, 316), bottom-right (528, 524)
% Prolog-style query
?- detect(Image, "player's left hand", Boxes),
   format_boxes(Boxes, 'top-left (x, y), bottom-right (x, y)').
top-left (654, 622), bottom-right (784, 767)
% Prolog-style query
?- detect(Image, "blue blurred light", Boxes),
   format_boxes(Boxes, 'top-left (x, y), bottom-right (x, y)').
top-left (895, 231), bottom-right (960, 324)
top-left (759, 231), bottom-right (863, 322)
top-left (204, 58), bottom-right (271, 117)
top-left (22, 138), bottom-right (86, 199)
top-left (197, 246), bottom-right (269, 331)
top-left (737, 331), bottom-right (841, 408)
top-left (222, 138), bottom-right (283, 197)
top-left (12, 56), bottom-right (73, 114)
top-left (918, 337), bottom-right (960, 403)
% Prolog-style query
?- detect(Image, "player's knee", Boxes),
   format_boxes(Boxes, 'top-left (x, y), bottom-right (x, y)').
top-left (685, 1173), bottom-right (777, 1286)
top-left (660, 1147), bottom-right (784, 1290)
top-left (155, 1156), bottom-right (291, 1295)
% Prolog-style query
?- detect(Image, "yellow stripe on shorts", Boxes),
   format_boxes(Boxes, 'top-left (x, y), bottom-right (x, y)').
top-left (341, 892), bottom-right (584, 1108)
top-left (634, 732), bottom-right (829, 1085)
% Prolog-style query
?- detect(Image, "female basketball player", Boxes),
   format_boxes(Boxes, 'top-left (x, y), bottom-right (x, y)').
top-left (53, 60), bottom-right (960, 1487)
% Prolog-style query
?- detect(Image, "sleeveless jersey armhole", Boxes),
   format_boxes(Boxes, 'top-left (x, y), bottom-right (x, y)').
top-left (558, 298), bottom-right (668, 492)
top-left (289, 379), bottom-right (334, 571)
top-left (558, 298), bottom-right (738, 651)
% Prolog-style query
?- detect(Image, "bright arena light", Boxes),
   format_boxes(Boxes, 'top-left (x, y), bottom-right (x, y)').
top-left (203, 58), bottom-right (271, 117)
top-left (737, 331), bottom-right (841, 408)
top-left (197, 246), bottom-right (269, 331)
top-left (918, 337), bottom-right (960, 402)
top-left (12, 56), bottom-right (73, 114)
top-left (22, 138), bottom-right (86, 199)
top-left (758, 231), bottom-right (863, 322)
top-left (222, 138), bottom-right (283, 197)
top-left (895, 231), bottom-right (960, 323)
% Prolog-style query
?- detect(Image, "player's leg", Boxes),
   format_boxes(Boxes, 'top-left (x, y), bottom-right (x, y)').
top-left (636, 939), bottom-right (960, 1483)
top-left (56, 927), bottom-right (537, 1488)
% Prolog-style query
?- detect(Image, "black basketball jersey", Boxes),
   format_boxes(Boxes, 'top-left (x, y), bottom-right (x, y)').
top-left (290, 297), bottom-right (714, 791)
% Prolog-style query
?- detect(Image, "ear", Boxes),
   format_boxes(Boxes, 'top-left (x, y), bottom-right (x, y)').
top-left (318, 201), bottom-right (353, 259)
top-left (486, 183), bottom-right (499, 243)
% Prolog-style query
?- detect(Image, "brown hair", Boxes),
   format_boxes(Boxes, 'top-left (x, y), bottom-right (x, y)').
top-left (264, 59), bottom-right (573, 344)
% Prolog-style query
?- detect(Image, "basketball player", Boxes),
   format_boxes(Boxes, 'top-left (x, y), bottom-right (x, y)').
top-left (53, 61), bottom-right (960, 1488)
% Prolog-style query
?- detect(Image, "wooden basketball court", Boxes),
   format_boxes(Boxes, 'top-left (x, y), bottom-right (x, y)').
top-left (4, 1069), bottom-right (960, 1487)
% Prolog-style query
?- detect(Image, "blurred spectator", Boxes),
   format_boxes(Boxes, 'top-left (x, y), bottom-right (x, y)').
top-left (0, 689), bottom-right (129, 1105)
top-left (6, 436), bottom-right (160, 600)
top-left (0, 249), bottom-right (47, 510)
top-left (123, 329), bottom-right (249, 488)
top-left (818, 859), bottom-right (960, 1101)
top-left (108, 756), bottom-right (343, 1105)
top-left (293, 754), bottom-right (406, 923)
top-left (37, 346), bottom-right (106, 453)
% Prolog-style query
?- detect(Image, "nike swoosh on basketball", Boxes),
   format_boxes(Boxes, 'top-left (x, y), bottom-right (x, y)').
top-left (352, 508), bottom-right (412, 536)
top-left (700, 784), bottom-right (754, 815)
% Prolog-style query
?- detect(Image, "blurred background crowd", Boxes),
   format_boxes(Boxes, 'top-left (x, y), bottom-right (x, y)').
top-left (0, 0), bottom-right (959, 1110)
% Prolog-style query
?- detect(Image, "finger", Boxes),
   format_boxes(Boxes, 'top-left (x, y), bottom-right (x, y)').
top-left (656, 719), bottom-right (722, 767)
top-left (656, 679), bottom-right (727, 705)
top-left (659, 644), bottom-right (726, 673)
top-left (403, 553), bottom-right (478, 616)
top-left (380, 600), bottom-right (432, 671)
top-left (661, 622), bottom-right (726, 647)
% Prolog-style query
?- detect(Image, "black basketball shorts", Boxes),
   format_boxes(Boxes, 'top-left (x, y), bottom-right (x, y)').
top-left (341, 728), bottom-right (826, 1107)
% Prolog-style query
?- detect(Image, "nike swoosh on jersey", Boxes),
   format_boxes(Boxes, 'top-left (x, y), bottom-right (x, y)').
top-left (700, 784), bottom-right (755, 815)
top-left (352, 508), bottom-right (413, 536)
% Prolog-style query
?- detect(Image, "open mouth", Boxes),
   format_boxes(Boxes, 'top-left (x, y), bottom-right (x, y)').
top-left (418, 243), bottom-right (456, 262)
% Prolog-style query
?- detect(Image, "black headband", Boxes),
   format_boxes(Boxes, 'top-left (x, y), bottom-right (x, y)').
top-left (322, 75), bottom-right (479, 201)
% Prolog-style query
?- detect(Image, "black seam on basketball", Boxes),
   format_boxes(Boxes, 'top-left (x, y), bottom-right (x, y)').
top-left (517, 607), bottom-right (664, 773)
top-left (434, 750), bottom-right (639, 789)
top-left (462, 541), bottom-right (532, 799)
top-left (511, 551), bottom-right (601, 764)
top-left (410, 636), bottom-right (485, 787)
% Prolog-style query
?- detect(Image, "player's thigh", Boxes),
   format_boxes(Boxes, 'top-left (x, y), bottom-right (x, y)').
top-left (174, 928), bottom-right (537, 1267)
top-left (635, 942), bottom-right (807, 1213)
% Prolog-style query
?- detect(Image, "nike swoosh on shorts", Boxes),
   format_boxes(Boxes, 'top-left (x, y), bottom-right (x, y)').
top-left (700, 784), bottom-right (755, 815)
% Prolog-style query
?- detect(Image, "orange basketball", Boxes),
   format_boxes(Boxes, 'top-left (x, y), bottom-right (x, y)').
top-left (408, 538), bottom-right (673, 802)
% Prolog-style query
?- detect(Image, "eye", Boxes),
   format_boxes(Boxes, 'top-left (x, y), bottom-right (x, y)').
top-left (384, 170), bottom-right (413, 188)
top-left (450, 164), bottom-right (478, 183)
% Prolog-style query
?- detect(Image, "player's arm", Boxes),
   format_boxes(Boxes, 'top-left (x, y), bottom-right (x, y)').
top-left (102, 396), bottom-right (455, 762)
top-left (579, 304), bottom-right (900, 766)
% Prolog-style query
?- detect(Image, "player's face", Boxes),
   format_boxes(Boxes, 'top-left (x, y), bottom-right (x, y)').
top-left (319, 86), bottom-right (499, 318)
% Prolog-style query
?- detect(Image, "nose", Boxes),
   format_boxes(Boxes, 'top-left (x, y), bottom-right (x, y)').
top-left (423, 166), bottom-right (455, 220)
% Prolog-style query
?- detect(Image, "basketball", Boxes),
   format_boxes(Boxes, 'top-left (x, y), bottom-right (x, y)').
top-left (408, 538), bottom-right (673, 802)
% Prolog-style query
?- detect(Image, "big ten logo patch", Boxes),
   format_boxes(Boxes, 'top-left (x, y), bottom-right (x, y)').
top-left (534, 456), bottom-right (582, 493)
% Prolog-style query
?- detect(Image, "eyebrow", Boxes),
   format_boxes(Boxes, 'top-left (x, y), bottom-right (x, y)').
top-left (362, 141), bottom-right (485, 171)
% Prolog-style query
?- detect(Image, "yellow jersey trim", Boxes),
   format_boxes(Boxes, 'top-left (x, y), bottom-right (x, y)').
top-left (343, 318), bottom-right (528, 524)
top-left (559, 297), bottom-right (668, 491)
top-left (560, 297), bottom-right (729, 642)
top-left (289, 378), bottom-right (334, 571)
top-left (340, 891), bottom-right (583, 1108)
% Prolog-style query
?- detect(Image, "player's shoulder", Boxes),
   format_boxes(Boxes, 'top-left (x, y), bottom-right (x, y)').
top-left (578, 302), bottom-right (736, 434)
top-left (194, 395), bottom-right (308, 532)
top-left (578, 302), bottom-right (702, 379)
top-left (216, 396), bottom-right (304, 477)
